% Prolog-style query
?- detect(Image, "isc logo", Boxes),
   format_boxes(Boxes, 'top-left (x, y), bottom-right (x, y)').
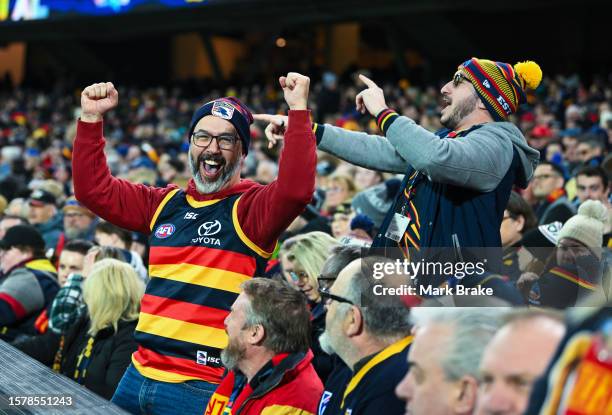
top-left (196, 351), bottom-right (221, 366)
top-left (154, 223), bottom-right (175, 239)
top-left (184, 212), bottom-right (198, 220)
top-left (496, 95), bottom-right (512, 114)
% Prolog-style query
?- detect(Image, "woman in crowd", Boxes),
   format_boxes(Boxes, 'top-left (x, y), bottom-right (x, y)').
top-left (501, 191), bottom-right (538, 278)
top-left (16, 258), bottom-right (144, 399)
top-left (518, 200), bottom-right (611, 307)
top-left (279, 231), bottom-right (340, 381)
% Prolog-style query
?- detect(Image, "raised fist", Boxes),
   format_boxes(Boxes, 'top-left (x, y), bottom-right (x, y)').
top-left (80, 82), bottom-right (118, 122)
top-left (279, 72), bottom-right (310, 111)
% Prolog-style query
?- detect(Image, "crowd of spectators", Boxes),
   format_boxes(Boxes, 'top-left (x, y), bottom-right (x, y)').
top-left (0, 70), bottom-right (611, 414)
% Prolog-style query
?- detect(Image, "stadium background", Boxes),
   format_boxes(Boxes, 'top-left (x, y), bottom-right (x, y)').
top-left (0, 0), bottom-right (610, 89)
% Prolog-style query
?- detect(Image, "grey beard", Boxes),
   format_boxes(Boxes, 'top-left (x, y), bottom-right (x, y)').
top-left (220, 341), bottom-right (246, 372)
top-left (189, 152), bottom-right (241, 194)
top-left (318, 331), bottom-right (335, 355)
top-left (441, 93), bottom-right (479, 130)
top-left (64, 227), bottom-right (87, 240)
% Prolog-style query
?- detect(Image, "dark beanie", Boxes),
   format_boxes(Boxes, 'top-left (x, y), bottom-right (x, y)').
top-left (188, 97), bottom-right (254, 154)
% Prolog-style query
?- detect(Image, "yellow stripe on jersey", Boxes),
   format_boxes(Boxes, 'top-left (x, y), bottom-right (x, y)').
top-left (150, 188), bottom-right (180, 231)
top-left (342, 336), bottom-right (413, 409)
top-left (185, 195), bottom-right (224, 208)
top-left (26, 259), bottom-right (57, 273)
top-left (131, 355), bottom-right (203, 383)
top-left (232, 196), bottom-right (274, 258)
top-left (261, 405), bottom-right (315, 415)
top-left (149, 263), bottom-right (251, 294)
top-left (136, 312), bottom-right (228, 349)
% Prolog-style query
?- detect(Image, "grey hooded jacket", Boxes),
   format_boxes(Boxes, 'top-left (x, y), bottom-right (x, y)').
top-left (316, 116), bottom-right (540, 247)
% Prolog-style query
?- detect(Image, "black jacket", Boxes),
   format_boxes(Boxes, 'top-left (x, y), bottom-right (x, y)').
top-left (15, 315), bottom-right (137, 400)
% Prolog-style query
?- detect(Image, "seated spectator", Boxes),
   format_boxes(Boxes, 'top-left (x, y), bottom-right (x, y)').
top-left (28, 189), bottom-right (63, 250)
top-left (351, 178), bottom-right (402, 231)
top-left (4, 198), bottom-right (30, 220)
top-left (319, 256), bottom-right (412, 415)
top-left (0, 215), bottom-right (28, 239)
top-left (322, 173), bottom-right (356, 216)
top-left (95, 221), bottom-right (148, 281)
top-left (0, 225), bottom-right (59, 341)
top-left (476, 309), bottom-right (565, 415)
top-left (56, 240), bottom-right (94, 286)
top-left (205, 278), bottom-right (323, 415)
top-left (575, 135), bottom-right (605, 168)
top-left (521, 200), bottom-right (610, 308)
top-left (316, 244), bottom-right (362, 415)
top-left (395, 308), bottom-right (505, 415)
top-left (279, 231), bottom-right (340, 380)
top-left (49, 241), bottom-right (124, 334)
top-left (16, 258), bottom-right (143, 400)
top-left (354, 166), bottom-right (385, 191)
top-left (500, 191), bottom-right (537, 278)
top-left (531, 162), bottom-right (576, 225)
top-left (331, 202), bottom-right (354, 240)
top-left (62, 196), bottom-right (98, 242)
top-left (573, 165), bottom-right (612, 243)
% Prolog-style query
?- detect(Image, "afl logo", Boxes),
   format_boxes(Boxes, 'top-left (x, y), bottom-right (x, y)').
top-left (198, 220), bottom-right (221, 236)
top-left (155, 223), bottom-right (175, 239)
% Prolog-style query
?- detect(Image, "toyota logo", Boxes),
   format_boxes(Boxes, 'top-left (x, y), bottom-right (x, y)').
top-left (198, 220), bottom-right (222, 236)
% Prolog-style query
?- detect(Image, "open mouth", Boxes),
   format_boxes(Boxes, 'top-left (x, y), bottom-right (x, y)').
top-left (200, 158), bottom-right (225, 180)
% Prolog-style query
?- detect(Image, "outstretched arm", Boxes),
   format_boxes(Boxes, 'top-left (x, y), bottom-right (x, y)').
top-left (238, 73), bottom-right (317, 253)
top-left (255, 113), bottom-right (408, 174)
top-left (356, 74), bottom-right (516, 192)
top-left (73, 82), bottom-right (176, 234)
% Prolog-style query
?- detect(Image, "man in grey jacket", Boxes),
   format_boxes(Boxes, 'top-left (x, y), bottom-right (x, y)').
top-left (257, 58), bottom-right (540, 251)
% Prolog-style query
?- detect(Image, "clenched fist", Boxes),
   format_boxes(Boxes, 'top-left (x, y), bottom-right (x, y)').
top-left (279, 72), bottom-right (310, 111)
top-left (80, 82), bottom-right (118, 123)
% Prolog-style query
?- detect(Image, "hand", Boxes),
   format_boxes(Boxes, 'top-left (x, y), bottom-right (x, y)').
top-left (253, 113), bottom-right (289, 148)
top-left (279, 72), bottom-right (310, 110)
top-left (516, 272), bottom-right (539, 300)
top-left (355, 74), bottom-right (388, 116)
top-left (80, 82), bottom-right (119, 122)
top-left (81, 247), bottom-right (99, 278)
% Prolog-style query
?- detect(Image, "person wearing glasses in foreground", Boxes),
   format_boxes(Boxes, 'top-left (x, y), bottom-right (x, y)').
top-left (317, 256), bottom-right (412, 415)
top-left (257, 58), bottom-right (541, 250)
top-left (72, 73), bottom-right (316, 415)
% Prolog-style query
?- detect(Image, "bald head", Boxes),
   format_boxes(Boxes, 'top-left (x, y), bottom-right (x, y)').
top-left (477, 312), bottom-right (565, 415)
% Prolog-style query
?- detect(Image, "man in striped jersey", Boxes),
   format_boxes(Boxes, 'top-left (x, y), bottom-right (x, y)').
top-left (73, 73), bottom-right (316, 414)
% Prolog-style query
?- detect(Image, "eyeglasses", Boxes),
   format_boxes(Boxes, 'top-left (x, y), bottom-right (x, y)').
top-left (318, 286), bottom-right (355, 306)
top-left (192, 131), bottom-right (238, 150)
top-left (453, 73), bottom-right (468, 88)
top-left (317, 275), bottom-right (336, 290)
top-left (289, 271), bottom-right (309, 282)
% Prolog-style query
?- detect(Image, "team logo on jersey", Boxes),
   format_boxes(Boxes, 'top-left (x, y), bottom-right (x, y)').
top-left (155, 223), bottom-right (175, 239)
top-left (212, 101), bottom-right (234, 120)
top-left (191, 220), bottom-right (222, 246)
top-left (196, 350), bottom-right (222, 366)
top-left (198, 220), bottom-right (222, 236)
